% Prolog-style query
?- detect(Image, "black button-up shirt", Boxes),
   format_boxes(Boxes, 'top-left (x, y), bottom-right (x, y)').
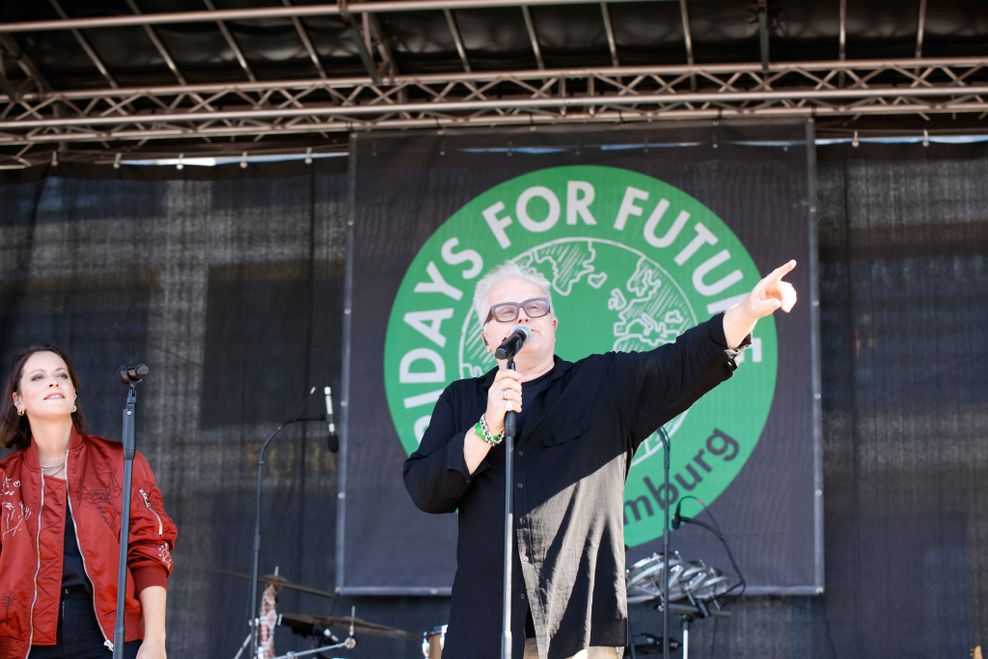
top-left (403, 315), bottom-right (745, 659)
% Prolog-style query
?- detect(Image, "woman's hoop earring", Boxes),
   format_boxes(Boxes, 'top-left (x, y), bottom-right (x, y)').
top-left (72, 404), bottom-right (78, 413)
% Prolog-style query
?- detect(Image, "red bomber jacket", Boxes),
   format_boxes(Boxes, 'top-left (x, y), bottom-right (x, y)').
top-left (0, 428), bottom-right (177, 659)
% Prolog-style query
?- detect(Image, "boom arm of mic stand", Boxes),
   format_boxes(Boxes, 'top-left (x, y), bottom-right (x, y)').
top-left (247, 414), bottom-right (325, 659)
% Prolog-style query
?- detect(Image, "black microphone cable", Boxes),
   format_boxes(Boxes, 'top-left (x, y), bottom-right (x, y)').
top-left (672, 495), bottom-right (746, 603)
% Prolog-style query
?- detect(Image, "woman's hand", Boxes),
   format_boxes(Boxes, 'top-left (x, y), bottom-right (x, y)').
top-left (136, 586), bottom-right (167, 659)
top-left (135, 635), bottom-right (166, 659)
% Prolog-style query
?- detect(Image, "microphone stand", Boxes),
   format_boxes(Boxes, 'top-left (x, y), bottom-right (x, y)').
top-left (246, 389), bottom-right (326, 659)
top-left (112, 376), bottom-right (144, 659)
top-left (500, 357), bottom-right (518, 659)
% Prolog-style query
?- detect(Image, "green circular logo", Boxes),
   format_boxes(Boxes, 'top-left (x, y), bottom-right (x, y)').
top-left (384, 165), bottom-right (776, 548)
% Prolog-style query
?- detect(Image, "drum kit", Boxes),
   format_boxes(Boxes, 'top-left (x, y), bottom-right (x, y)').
top-left (224, 551), bottom-right (730, 659)
top-left (224, 570), bottom-right (420, 659)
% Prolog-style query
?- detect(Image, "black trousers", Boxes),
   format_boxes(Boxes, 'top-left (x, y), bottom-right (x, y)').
top-left (29, 588), bottom-right (142, 659)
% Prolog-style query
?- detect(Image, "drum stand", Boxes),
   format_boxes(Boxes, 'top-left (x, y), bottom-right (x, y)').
top-left (271, 637), bottom-right (355, 659)
top-left (675, 603), bottom-right (729, 659)
top-left (233, 625), bottom-right (253, 659)
top-left (233, 619), bottom-right (356, 659)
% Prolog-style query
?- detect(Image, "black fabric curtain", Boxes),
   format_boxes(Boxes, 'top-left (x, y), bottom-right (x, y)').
top-left (630, 142), bottom-right (988, 657)
top-left (1, 142), bottom-right (986, 657)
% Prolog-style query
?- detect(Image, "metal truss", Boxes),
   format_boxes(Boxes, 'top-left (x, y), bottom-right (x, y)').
top-left (0, 0), bottom-right (986, 165)
top-left (2, 58), bottom-right (986, 145)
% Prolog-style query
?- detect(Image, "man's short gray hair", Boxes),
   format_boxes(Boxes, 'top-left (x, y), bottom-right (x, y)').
top-left (473, 260), bottom-right (554, 325)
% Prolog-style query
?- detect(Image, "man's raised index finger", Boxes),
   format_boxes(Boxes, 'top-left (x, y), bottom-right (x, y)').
top-left (767, 259), bottom-right (797, 283)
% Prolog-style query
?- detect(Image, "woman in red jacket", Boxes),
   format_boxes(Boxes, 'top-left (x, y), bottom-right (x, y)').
top-left (0, 345), bottom-right (177, 659)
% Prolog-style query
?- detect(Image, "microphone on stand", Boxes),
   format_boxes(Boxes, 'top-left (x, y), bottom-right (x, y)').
top-left (672, 499), bottom-right (687, 529)
top-left (495, 325), bottom-right (530, 439)
top-left (118, 363), bottom-right (149, 385)
top-left (324, 386), bottom-right (339, 453)
top-left (494, 325), bottom-right (531, 360)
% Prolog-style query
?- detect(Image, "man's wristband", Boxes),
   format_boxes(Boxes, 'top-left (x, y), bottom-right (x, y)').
top-left (474, 414), bottom-right (504, 446)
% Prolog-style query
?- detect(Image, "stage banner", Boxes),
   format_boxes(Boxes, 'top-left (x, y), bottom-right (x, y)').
top-left (339, 121), bottom-right (821, 595)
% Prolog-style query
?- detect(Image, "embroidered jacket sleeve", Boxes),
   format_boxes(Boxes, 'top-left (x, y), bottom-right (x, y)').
top-left (128, 451), bottom-right (178, 592)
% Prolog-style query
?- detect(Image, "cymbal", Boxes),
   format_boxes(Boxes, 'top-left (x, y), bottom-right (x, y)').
top-left (279, 612), bottom-right (419, 640)
top-left (214, 568), bottom-right (336, 599)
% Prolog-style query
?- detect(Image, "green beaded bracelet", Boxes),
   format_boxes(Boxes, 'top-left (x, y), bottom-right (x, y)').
top-left (474, 415), bottom-right (504, 445)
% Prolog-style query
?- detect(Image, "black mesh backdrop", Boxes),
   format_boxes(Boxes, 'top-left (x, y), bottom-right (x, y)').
top-left (0, 161), bottom-right (436, 658)
top-left (629, 142), bottom-right (988, 657)
top-left (1, 140), bottom-right (986, 657)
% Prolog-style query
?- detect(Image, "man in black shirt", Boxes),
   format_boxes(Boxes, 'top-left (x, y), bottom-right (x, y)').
top-left (403, 259), bottom-right (797, 659)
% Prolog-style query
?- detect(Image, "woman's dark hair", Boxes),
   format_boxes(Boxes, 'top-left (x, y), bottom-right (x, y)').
top-left (0, 345), bottom-right (89, 450)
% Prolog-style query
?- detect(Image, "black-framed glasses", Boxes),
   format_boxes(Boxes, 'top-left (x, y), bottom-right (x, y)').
top-left (485, 297), bottom-right (551, 323)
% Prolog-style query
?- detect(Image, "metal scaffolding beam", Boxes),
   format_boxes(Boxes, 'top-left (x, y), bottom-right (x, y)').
top-left (6, 57), bottom-right (984, 102)
top-left (5, 101), bottom-right (987, 147)
top-left (0, 0), bottom-right (646, 33)
top-left (0, 0), bottom-right (986, 171)
top-left (50, 0), bottom-right (118, 89)
top-left (0, 56), bottom-right (984, 159)
top-left (600, 3), bottom-right (619, 68)
top-left (445, 8), bottom-right (472, 73)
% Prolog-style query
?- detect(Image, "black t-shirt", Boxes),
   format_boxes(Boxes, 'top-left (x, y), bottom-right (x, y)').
top-left (517, 368), bottom-right (554, 437)
top-left (62, 501), bottom-right (91, 592)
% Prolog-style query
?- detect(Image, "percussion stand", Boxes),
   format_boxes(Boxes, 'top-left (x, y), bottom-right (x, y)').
top-left (233, 630), bottom-right (252, 659)
top-left (270, 638), bottom-right (354, 659)
top-left (272, 608), bottom-right (358, 659)
top-left (669, 602), bottom-right (730, 659)
top-left (680, 616), bottom-right (692, 659)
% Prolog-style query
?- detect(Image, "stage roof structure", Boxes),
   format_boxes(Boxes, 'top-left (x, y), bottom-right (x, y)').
top-left (1, 0), bottom-right (986, 166)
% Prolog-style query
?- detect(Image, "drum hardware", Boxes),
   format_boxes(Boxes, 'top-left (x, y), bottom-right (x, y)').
top-left (226, 567), bottom-right (347, 659)
top-left (629, 633), bottom-right (680, 656)
top-left (626, 553), bottom-right (734, 658)
top-left (216, 568), bottom-right (337, 599)
top-left (269, 607), bottom-right (418, 659)
top-left (279, 611), bottom-right (419, 641)
top-left (626, 553), bottom-right (730, 608)
top-left (626, 552), bottom-right (686, 605)
top-left (271, 608), bottom-right (358, 659)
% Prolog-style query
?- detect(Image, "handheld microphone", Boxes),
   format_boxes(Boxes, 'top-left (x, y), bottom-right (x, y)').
top-left (494, 325), bottom-right (531, 360)
top-left (118, 363), bottom-right (149, 385)
top-left (324, 386), bottom-right (339, 453)
top-left (672, 499), bottom-right (685, 529)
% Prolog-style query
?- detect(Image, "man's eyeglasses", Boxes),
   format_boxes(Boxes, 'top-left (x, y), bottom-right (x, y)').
top-left (485, 297), bottom-right (552, 324)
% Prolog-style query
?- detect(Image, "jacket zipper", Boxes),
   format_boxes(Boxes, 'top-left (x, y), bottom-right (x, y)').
top-left (139, 488), bottom-right (163, 535)
top-left (24, 472), bottom-right (44, 659)
top-left (65, 455), bottom-right (113, 651)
